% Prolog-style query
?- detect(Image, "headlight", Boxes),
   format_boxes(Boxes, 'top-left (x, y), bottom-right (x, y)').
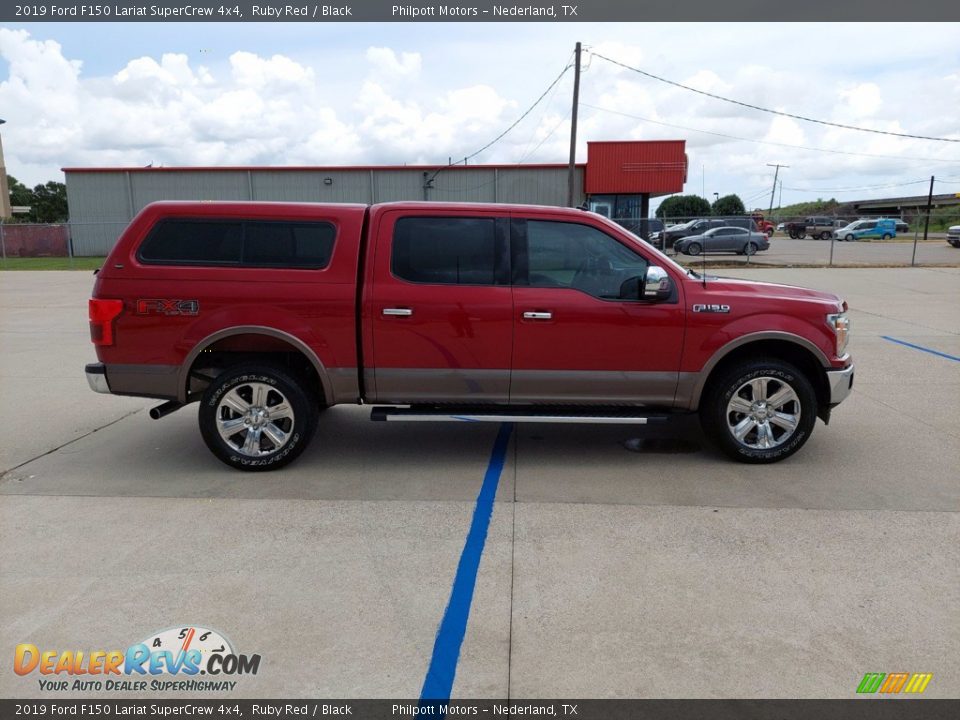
top-left (827, 312), bottom-right (850, 356)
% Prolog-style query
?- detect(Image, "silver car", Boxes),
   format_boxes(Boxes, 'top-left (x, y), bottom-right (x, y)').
top-left (674, 227), bottom-right (770, 256)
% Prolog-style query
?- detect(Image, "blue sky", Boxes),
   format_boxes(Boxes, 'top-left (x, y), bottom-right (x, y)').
top-left (3, 22), bottom-right (959, 208)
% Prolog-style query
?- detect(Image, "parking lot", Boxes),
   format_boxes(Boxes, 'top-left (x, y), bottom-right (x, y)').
top-left (1, 268), bottom-right (958, 699)
top-left (669, 235), bottom-right (959, 267)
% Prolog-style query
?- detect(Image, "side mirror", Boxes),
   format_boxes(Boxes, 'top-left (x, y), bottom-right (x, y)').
top-left (642, 266), bottom-right (673, 301)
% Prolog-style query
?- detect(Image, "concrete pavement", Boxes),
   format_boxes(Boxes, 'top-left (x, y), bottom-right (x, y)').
top-left (1, 268), bottom-right (957, 699)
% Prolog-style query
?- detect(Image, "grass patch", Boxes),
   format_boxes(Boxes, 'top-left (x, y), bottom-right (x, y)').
top-left (0, 256), bottom-right (105, 271)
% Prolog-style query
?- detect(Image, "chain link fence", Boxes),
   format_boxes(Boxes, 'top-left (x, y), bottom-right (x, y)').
top-left (1, 215), bottom-right (958, 269)
top-left (628, 209), bottom-right (960, 268)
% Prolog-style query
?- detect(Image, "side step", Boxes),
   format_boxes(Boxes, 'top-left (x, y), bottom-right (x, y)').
top-left (370, 406), bottom-right (670, 425)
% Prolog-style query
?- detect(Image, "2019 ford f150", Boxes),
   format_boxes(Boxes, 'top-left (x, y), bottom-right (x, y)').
top-left (86, 201), bottom-right (854, 470)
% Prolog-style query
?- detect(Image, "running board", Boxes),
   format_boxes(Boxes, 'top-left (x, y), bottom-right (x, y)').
top-left (370, 406), bottom-right (670, 424)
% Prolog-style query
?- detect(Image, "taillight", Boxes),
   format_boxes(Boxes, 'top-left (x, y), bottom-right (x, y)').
top-left (89, 299), bottom-right (123, 346)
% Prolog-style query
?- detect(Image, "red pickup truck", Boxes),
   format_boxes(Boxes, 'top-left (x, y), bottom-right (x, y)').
top-left (86, 201), bottom-right (854, 470)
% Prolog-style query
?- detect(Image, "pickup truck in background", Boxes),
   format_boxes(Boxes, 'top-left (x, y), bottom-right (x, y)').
top-left (86, 201), bottom-right (854, 470)
top-left (785, 216), bottom-right (840, 240)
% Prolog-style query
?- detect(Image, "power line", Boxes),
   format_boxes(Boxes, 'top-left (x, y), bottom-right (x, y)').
top-left (580, 103), bottom-right (960, 164)
top-left (589, 52), bottom-right (960, 144)
top-left (782, 179), bottom-right (931, 193)
top-left (463, 62), bottom-right (573, 164)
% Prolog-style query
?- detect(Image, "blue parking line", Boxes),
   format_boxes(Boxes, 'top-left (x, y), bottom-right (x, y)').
top-left (420, 422), bottom-right (513, 706)
top-left (881, 336), bottom-right (960, 363)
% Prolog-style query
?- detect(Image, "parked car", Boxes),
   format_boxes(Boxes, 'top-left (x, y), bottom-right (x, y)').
top-left (834, 218), bottom-right (897, 242)
top-left (651, 216), bottom-right (758, 250)
top-left (785, 216), bottom-right (841, 240)
top-left (86, 200), bottom-right (854, 468)
top-left (674, 227), bottom-right (770, 256)
top-left (948, 225), bottom-right (960, 248)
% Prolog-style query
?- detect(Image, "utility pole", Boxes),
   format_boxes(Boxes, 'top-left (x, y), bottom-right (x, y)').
top-left (767, 163), bottom-right (789, 216)
top-left (567, 41), bottom-right (581, 207)
top-left (922, 175), bottom-right (934, 243)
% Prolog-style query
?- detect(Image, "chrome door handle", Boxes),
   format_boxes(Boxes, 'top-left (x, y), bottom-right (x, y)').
top-left (382, 308), bottom-right (413, 317)
top-left (523, 311), bottom-right (552, 320)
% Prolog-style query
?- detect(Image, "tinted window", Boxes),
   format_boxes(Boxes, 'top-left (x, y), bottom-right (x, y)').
top-left (244, 222), bottom-right (336, 268)
top-left (392, 217), bottom-right (496, 285)
top-left (139, 219), bottom-right (335, 268)
top-left (139, 220), bottom-right (243, 265)
top-left (525, 220), bottom-right (648, 300)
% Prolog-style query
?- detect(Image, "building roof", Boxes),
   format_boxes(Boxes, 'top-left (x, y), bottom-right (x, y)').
top-left (62, 163), bottom-right (587, 173)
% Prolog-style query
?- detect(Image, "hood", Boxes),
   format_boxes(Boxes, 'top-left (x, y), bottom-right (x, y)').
top-left (702, 276), bottom-right (843, 306)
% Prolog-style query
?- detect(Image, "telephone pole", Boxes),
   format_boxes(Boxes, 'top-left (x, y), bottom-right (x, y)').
top-left (767, 163), bottom-right (789, 216)
top-left (567, 42), bottom-right (582, 207)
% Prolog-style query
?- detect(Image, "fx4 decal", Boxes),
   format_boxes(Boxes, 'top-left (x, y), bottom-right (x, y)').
top-left (136, 299), bottom-right (200, 316)
top-left (692, 303), bottom-right (731, 313)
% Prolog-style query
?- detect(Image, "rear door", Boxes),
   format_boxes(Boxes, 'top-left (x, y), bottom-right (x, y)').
top-left (509, 215), bottom-right (685, 406)
top-left (364, 210), bottom-right (513, 403)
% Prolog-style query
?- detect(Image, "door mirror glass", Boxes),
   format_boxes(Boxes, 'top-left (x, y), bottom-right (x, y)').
top-left (642, 266), bottom-right (673, 301)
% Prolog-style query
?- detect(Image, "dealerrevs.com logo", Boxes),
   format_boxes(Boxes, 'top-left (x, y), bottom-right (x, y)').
top-left (14, 626), bottom-right (261, 693)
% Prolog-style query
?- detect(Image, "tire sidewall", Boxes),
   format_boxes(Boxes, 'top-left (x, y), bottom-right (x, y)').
top-left (199, 365), bottom-right (317, 471)
top-left (703, 361), bottom-right (817, 464)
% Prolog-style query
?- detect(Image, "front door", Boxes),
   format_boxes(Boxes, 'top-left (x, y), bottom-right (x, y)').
top-left (510, 217), bottom-right (686, 406)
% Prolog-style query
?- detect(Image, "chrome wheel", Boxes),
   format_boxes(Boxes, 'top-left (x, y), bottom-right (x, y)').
top-left (215, 381), bottom-right (295, 457)
top-left (725, 376), bottom-right (801, 450)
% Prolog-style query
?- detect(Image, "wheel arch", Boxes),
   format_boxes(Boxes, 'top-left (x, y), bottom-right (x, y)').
top-left (681, 333), bottom-right (831, 416)
top-left (178, 325), bottom-right (333, 404)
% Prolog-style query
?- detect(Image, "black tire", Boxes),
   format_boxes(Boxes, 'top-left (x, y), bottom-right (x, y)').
top-left (797, 231), bottom-right (807, 239)
top-left (686, 242), bottom-right (702, 256)
top-left (819, 231), bottom-right (831, 240)
top-left (788, 231), bottom-right (797, 239)
top-left (845, 234), bottom-right (855, 242)
top-left (199, 363), bottom-right (318, 471)
top-left (765, 229), bottom-right (774, 238)
top-left (882, 233), bottom-right (892, 240)
top-left (699, 358), bottom-right (817, 464)
top-left (744, 241), bottom-right (759, 255)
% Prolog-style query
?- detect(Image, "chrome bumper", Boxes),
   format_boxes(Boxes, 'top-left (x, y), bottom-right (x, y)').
top-left (826, 364), bottom-right (854, 405)
top-left (85, 363), bottom-right (111, 394)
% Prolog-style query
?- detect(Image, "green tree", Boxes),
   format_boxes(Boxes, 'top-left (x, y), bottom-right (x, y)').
top-left (29, 181), bottom-right (68, 223)
top-left (711, 193), bottom-right (746, 216)
top-left (7, 174), bottom-right (33, 208)
top-left (655, 194), bottom-right (712, 221)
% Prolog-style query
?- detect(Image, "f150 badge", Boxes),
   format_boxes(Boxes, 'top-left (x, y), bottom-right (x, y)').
top-left (136, 299), bottom-right (200, 316)
top-left (692, 303), bottom-right (731, 313)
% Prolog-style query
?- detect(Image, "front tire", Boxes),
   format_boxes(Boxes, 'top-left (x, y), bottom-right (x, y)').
top-left (199, 363), bottom-right (318, 471)
top-left (700, 358), bottom-right (817, 464)
top-left (686, 242), bottom-right (702, 256)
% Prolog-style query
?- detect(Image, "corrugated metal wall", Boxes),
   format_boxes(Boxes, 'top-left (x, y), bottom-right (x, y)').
top-left (65, 167), bottom-right (586, 256)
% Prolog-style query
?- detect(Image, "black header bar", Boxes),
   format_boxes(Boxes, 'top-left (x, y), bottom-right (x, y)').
top-left (4, 0), bottom-right (959, 22)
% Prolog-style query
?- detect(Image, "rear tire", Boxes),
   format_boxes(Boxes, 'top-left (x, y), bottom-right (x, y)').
top-left (700, 358), bottom-right (817, 464)
top-left (199, 363), bottom-right (318, 471)
top-left (797, 231), bottom-right (807, 239)
top-left (882, 233), bottom-right (892, 240)
top-left (744, 241), bottom-right (759, 255)
top-left (820, 231), bottom-right (831, 240)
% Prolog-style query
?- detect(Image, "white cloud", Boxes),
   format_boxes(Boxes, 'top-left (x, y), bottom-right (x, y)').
top-left (1, 24), bottom-right (959, 211)
top-left (365, 47), bottom-right (422, 78)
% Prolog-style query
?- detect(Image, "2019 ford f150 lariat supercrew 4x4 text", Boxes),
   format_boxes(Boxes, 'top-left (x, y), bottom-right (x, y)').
top-left (86, 201), bottom-right (854, 470)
